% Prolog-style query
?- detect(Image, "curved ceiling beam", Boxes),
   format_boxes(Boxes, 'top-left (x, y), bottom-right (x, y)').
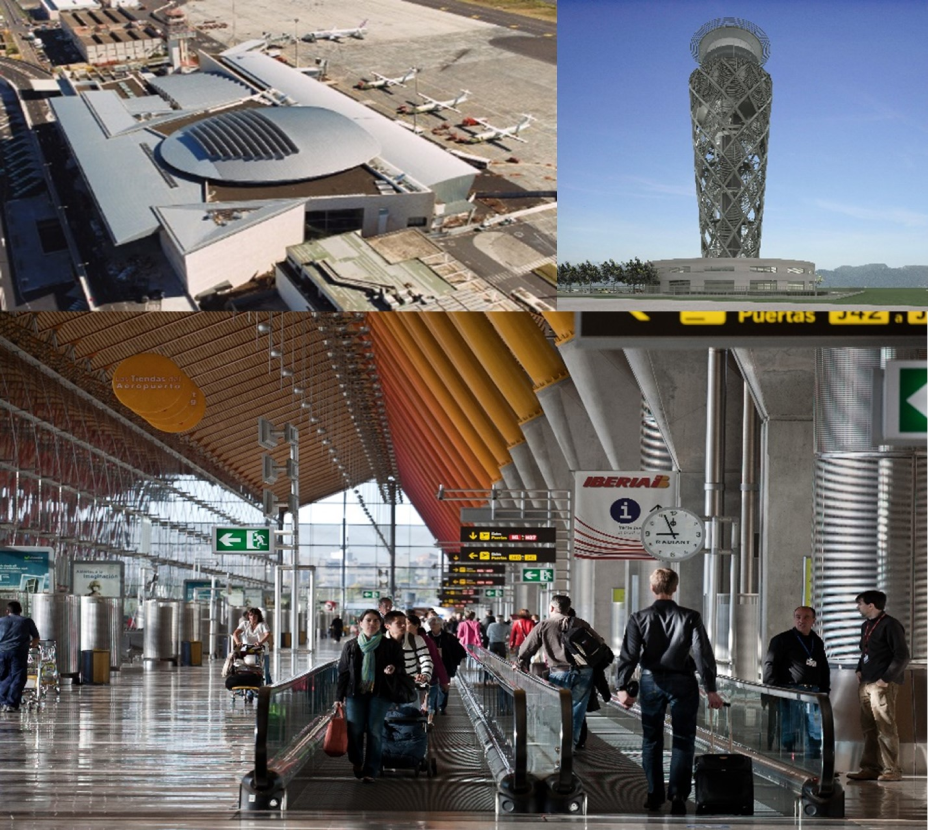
top-left (420, 313), bottom-right (525, 450)
top-left (448, 312), bottom-right (542, 425)
top-left (485, 312), bottom-right (569, 392)
top-left (371, 314), bottom-right (502, 483)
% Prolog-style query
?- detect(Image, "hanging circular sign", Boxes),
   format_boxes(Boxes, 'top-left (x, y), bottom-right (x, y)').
top-left (112, 354), bottom-right (188, 415)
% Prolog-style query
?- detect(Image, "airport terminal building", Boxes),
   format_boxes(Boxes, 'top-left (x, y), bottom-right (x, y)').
top-left (651, 257), bottom-right (817, 294)
top-left (50, 46), bottom-right (477, 300)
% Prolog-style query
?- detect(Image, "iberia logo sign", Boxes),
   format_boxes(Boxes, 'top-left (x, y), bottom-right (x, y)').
top-left (582, 475), bottom-right (672, 489)
top-left (573, 471), bottom-right (678, 560)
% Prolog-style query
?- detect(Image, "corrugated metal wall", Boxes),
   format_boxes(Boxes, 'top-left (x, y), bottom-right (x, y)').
top-left (813, 348), bottom-right (927, 663)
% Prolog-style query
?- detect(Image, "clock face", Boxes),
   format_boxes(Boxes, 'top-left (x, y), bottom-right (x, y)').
top-left (640, 508), bottom-right (705, 561)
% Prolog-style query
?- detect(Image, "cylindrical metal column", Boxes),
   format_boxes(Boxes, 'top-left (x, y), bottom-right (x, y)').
top-left (32, 593), bottom-right (81, 677)
top-left (106, 597), bottom-right (121, 671)
top-left (740, 385), bottom-right (759, 593)
top-left (142, 598), bottom-right (174, 670)
top-left (80, 596), bottom-right (111, 653)
top-left (703, 348), bottom-right (727, 650)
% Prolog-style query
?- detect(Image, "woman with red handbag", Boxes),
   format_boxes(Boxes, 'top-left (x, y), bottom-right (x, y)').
top-left (335, 609), bottom-right (406, 783)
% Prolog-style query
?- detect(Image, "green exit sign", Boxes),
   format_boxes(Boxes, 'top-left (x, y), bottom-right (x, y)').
top-left (484, 589), bottom-right (504, 598)
top-left (213, 527), bottom-right (273, 554)
top-left (361, 590), bottom-right (381, 599)
top-left (883, 361), bottom-right (927, 443)
top-left (521, 568), bottom-right (554, 583)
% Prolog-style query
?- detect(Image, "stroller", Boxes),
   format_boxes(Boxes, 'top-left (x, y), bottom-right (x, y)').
top-left (381, 703), bottom-right (437, 778)
top-left (225, 644), bottom-right (267, 703)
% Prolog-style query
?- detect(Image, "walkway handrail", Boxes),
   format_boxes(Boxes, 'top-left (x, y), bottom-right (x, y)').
top-left (465, 647), bottom-right (575, 785)
top-left (714, 673), bottom-right (838, 796)
top-left (607, 671), bottom-right (838, 800)
top-left (252, 659), bottom-right (338, 791)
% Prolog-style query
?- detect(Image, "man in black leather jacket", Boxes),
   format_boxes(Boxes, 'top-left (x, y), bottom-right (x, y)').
top-left (614, 568), bottom-right (724, 816)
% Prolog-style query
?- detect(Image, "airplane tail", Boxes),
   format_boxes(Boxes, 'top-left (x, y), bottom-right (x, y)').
top-left (452, 90), bottom-right (471, 107)
top-left (514, 114), bottom-right (536, 134)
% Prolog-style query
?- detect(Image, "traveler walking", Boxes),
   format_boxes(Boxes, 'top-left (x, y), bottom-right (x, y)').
top-left (614, 568), bottom-right (723, 816)
top-left (336, 609), bottom-right (405, 783)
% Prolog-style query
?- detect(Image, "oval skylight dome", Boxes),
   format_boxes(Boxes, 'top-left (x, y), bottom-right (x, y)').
top-left (159, 106), bottom-right (380, 183)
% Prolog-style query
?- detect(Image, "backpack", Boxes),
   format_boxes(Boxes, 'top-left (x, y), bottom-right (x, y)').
top-left (562, 618), bottom-right (609, 668)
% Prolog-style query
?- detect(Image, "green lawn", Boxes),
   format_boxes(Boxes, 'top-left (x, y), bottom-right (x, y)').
top-left (558, 288), bottom-right (928, 306)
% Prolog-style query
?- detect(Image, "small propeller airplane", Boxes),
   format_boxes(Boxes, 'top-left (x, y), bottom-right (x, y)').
top-left (398, 90), bottom-right (471, 115)
top-left (302, 20), bottom-right (368, 42)
top-left (356, 67), bottom-right (418, 91)
top-left (465, 114), bottom-right (535, 144)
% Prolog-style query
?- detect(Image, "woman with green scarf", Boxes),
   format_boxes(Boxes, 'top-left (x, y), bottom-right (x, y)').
top-left (336, 608), bottom-right (406, 782)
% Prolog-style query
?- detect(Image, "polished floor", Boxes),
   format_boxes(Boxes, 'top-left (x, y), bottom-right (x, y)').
top-left (1, 645), bottom-right (924, 830)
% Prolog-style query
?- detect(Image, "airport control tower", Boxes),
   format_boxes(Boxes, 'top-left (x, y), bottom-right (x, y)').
top-left (689, 18), bottom-right (772, 258)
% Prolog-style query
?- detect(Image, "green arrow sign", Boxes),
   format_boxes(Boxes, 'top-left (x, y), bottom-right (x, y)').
top-left (883, 360), bottom-right (928, 442)
top-left (361, 590), bottom-right (381, 600)
top-left (213, 527), bottom-right (273, 554)
top-left (484, 588), bottom-right (505, 598)
top-left (521, 568), bottom-right (554, 583)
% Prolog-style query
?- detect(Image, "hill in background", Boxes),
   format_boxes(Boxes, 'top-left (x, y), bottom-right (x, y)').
top-left (819, 264), bottom-right (928, 288)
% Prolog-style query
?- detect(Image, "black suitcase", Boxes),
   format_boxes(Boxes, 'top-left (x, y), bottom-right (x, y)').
top-left (381, 704), bottom-right (436, 777)
top-left (694, 703), bottom-right (754, 816)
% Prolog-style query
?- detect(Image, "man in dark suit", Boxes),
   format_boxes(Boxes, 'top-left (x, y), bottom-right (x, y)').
top-left (763, 606), bottom-right (830, 758)
top-left (615, 568), bottom-right (724, 816)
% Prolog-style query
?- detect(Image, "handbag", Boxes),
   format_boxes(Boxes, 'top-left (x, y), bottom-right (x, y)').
top-left (385, 671), bottom-right (419, 704)
top-left (323, 706), bottom-right (348, 757)
top-left (221, 652), bottom-right (235, 678)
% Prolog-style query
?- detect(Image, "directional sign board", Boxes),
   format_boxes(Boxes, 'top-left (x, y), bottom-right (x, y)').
top-left (439, 588), bottom-right (480, 597)
top-left (449, 564), bottom-right (507, 575)
top-left (361, 590), bottom-right (381, 600)
top-left (577, 311), bottom-right (927, 349)
top-left (484, 588), bottom-right (505, 598)
top-left (883, 360), bottom-right (927, 443)
top-left (443, 575), bottom-right (506, 587)
top-left (521, 567), bottom-right (555, 583)
top-left (452, 547), bottom-right (557, 564)
top-left (213, 527), bottom-right (273, 554)
top-left (460, 527), bottom-right (557, 544)
top-left (438, 595), bottom-right (479, 606)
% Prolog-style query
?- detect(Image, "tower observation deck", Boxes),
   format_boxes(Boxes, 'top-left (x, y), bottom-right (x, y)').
top-left (689, 18), bottom-right (772, 258)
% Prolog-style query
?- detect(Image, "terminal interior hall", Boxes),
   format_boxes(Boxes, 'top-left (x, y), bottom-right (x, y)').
top-left (0, 310), bottom-right (925, 830)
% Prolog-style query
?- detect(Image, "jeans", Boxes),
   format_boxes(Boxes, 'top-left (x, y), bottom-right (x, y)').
top-left (547, 665), bottom-right (594, 748)
top-left (426, 682), bottom-right (449, 714)
top-left (779, 685), bottom-right (822, 756)
top-left (345, 693), bottom-right (392, 778)
top-left (639, 670), bottom-right (700, 801)
top-left (0, 649), bottom-right (29, 708)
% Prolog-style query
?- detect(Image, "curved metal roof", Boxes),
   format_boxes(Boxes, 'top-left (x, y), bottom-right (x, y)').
top-left (159, 106), bottom-right (380, 184)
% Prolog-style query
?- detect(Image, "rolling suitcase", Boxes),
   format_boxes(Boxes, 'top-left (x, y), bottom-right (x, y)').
top-left (695, 702), bottom-right (754, 816)
top-left (381, 704), bottom-right (436, 777)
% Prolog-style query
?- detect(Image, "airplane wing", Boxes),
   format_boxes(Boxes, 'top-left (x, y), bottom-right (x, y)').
top-left (418, 94), bottom-right (440, 106)
top-left (473, 118), bottom-right (494, 129)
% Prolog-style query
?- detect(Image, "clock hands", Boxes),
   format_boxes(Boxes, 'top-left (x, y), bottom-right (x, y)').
top-left (661, 514), bottom-right (678, 539)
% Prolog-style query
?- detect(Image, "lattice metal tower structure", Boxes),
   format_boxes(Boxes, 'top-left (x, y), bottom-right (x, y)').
top-left (689, 18), bottom-right (772, 258)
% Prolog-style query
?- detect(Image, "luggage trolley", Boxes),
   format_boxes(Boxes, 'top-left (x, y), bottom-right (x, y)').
top-left (225, 644), bottom-right (267, 704)
top-left (23, 640), bottom-right (60, 711)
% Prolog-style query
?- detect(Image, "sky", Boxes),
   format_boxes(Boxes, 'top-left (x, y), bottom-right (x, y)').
top-left (559, 0), bottom-right (928, 270)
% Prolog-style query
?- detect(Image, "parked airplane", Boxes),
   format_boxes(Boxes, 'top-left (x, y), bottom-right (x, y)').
top-left (302, 20), bottom-right (367, 42)
top-left (356, 67), bottom-right (417, 91)
top-left (398, 90), bottom-right (470, 115)
top-left (465, 114), bottom-right (535, 144)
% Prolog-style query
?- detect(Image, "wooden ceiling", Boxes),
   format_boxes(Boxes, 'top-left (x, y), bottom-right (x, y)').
top-left (0, 312), bottom-right (396, 509)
